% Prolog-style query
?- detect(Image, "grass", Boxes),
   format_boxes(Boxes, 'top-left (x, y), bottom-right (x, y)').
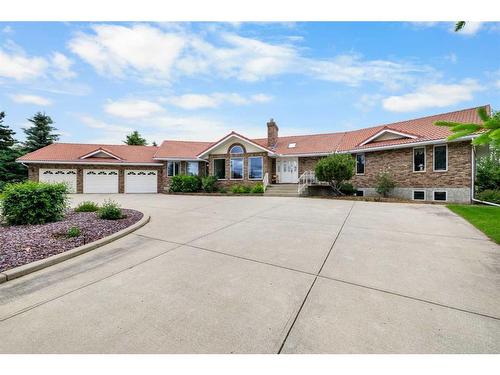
top-left (447, 204), bottom-right (500, 244)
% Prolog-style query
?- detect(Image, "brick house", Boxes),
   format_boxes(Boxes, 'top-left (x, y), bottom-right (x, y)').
top-left (17, 105), bottom-right (490, 203)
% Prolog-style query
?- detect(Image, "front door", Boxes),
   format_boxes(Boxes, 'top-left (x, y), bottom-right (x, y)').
top-left (277, 157), bottom-right (298, 183)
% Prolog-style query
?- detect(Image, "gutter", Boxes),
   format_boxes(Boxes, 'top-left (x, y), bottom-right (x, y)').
top-left (16, 160), bottom-right (163, 166)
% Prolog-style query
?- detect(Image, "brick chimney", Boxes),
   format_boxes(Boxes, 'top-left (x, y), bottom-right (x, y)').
top-left (267, 118), bottom-right (279, 148)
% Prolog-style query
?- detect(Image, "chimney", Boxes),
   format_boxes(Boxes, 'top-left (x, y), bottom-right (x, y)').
top-left (267, 118), bottom-right (279, 148)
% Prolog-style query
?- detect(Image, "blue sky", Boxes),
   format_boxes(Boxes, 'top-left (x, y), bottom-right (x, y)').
top-left (0, 21), bottom-right (499, 145)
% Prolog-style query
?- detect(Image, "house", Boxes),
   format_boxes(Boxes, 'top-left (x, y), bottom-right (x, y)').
top-left (17, 105), bottom-right (490, 203)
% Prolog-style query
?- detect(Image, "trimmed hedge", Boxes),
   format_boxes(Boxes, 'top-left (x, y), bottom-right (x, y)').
top-left (1, 181), bottom-right (68, 225)
top-left (170, 175), bottom-right (202, 192)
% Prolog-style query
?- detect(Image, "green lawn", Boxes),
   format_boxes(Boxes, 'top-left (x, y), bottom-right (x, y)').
top-left (447, 204), bottom-right (500, 244)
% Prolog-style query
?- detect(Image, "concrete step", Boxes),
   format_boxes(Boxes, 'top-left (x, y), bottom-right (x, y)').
top-left (264, 184), bottom-right (299, 197)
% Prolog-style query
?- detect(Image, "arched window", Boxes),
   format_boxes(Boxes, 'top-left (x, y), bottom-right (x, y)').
top-left (229, 145), bottom-right (244, 154)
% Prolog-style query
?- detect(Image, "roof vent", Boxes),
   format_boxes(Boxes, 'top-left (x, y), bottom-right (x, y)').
top-left (288, 142), bottom-right (296, 148)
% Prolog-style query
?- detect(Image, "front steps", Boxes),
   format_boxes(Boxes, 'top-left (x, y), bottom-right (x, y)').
top-left (264, 183), bottom-right (299, 197)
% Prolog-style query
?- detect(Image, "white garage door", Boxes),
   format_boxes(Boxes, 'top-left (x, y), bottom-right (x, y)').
top-left (83, 169), bottom-right (119, 193)
top-left (39, 169), bottom-right (77, 193)
top-left (125, 170), bottom-right (158, 193)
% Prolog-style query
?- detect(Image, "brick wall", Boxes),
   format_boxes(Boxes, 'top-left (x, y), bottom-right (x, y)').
top-left (351, 141), bottom-right (472, 188)
top-left (28, 163), bottom-right (164, 193)
top-left (297, 141), bottom-right (472, 189)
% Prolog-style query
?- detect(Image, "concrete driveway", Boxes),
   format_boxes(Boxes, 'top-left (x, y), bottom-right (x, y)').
top-left (0, 194), bottom-right (499, 353)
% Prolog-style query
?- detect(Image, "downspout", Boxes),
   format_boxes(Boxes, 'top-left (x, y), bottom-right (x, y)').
top-left (470, 144), bottom-right (500, 207)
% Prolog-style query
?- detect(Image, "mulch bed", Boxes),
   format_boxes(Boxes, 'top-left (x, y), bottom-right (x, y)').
top-left (0, 209), bottom-right (143, 272)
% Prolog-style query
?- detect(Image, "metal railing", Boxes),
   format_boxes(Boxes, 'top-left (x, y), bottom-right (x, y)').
top-left (297, 170), bottom-right (329, 195)
top-left (263, 172), bottom-right (269, 192)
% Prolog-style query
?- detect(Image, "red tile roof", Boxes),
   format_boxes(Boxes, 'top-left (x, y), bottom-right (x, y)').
top-left (155, 140), bottom-right (213, 159)
top-left (18, 143), bottom-right (160, 164)
top-left (18, 106), bottom-right (488, 163)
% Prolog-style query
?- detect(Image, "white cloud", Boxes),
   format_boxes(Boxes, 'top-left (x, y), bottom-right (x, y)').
top-left (68, 24), bottom-right (431, 89)
top-left (104, 99), bottom-right (165, 119)
top-left (68, 24), bottom-right (186, 82)
top-left (51, 52), bottom-right (76, 79)
top-left (0, 48), bottom-right (48, 80)
top-left (382, 79), bottom-right (482, 112)
top-left (164, 92), bottom-right (273, 110)
top-left (10, 94), bottom-right (52, 106)
top-left (305, 54), bottom-right (432, 89)
top-left (2, 26), bottom-right (13, 34)
top-left (251, 93), bottom-right (273, 103)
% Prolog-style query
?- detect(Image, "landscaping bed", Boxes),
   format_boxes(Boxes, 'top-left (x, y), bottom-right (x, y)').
top-left (0, 208), bottom-right (143, 272)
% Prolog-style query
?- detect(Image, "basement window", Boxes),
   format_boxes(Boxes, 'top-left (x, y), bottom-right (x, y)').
top-left (413, 190), bottom-right (425, 200)
top-left (355, 190), bottom-right (364, 197)
top-left (288, 143), bottom-right (296, 148)
top-left (433, 191), bottom-right (447, 201)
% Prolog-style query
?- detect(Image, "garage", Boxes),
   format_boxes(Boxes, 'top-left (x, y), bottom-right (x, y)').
top-left (83, 169), bottom-right (119, 193)
top-left (124, 170), bottom-right (158, 193)
top-left (39, 169), bottom-right (77, 193)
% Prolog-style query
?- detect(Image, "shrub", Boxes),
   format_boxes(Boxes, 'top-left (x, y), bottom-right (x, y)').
top-left (476, 189), bottom-right (500, 204)
top-left (251, 183), bottom-right (264, 194)
top-left (375, 172), bottom-right (396, 197)
top-left (1, 181), bottom-right (68, 225)
top-left (75, 201), bottom-right (99, 212)
top-left (67, 226), bottom-right (81, 238)
top-left (339, 182), bottom-right (356, 195)
top-left (230, 184), bottom-right (244, 194)
top-left (230, 184), bottom-right (252, 194)
top-left (170, 175), bottom-right (202, 193)
top-left (98, 200), bottom-right (123, 220)
top-left (476, 152), bottom-right (500, 192)
top-left (202, 176), bottom-right (218, 193)
top-left (218, 186), bottom-right (228, 194)
top-left (315, 154), bottom-right (356, 195)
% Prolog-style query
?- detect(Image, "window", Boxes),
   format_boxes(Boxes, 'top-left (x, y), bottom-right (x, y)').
top-left (433, 191), bottom-right (447, 201)
top-left (433, 145), bottom-right (447, 171)
top-left (214, 159), bottom-right (226, 179)
top-left (230, 145), bottom-right (244, 154)
top-left (248, 156), bottom-right (263, 180)
top-left (230, 158), bottom-right (243, 179)
top-left (356, 153), bottom-right (365, 175)
top-left (167, 161), bottom-right (180, 177)
top-left (187, 161), bottom-right (199, 176)
top-left (413, 147), bottom-right (426, 172)
top-left (413, 190), bottom-right (425, 200)
top-left (356, 190), bottom-right (364, 197)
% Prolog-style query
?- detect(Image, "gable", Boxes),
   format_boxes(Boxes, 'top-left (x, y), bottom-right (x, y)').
top-left (79, 148), bottom-right (122, 160)
top-left (209, 137), bottom-right (265, 154)
top-left (358, 129), bottom-right (418, 147)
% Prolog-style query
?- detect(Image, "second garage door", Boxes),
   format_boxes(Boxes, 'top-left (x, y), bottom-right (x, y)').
top-left (125, 170), bottom-right (158, 193)
top-left (83, 169), bottom-right (119, 193)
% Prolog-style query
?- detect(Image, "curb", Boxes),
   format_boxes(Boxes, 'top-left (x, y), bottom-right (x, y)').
top-left (0, 214), bottom-right (150, 284)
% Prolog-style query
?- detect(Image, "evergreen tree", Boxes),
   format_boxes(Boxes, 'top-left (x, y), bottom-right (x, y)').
top-left (0, 111), bottom-right (16, 149)
top-left (435, 106), bottom-right (500, 147)
top-left (23, 112), bottom-right (59, 153)
top-left (152, 141), bottom-right (158, 147)
top-left (124, 130), bottom-right (148, 146)
top-left (0, 112), bottom-right (27, 189)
